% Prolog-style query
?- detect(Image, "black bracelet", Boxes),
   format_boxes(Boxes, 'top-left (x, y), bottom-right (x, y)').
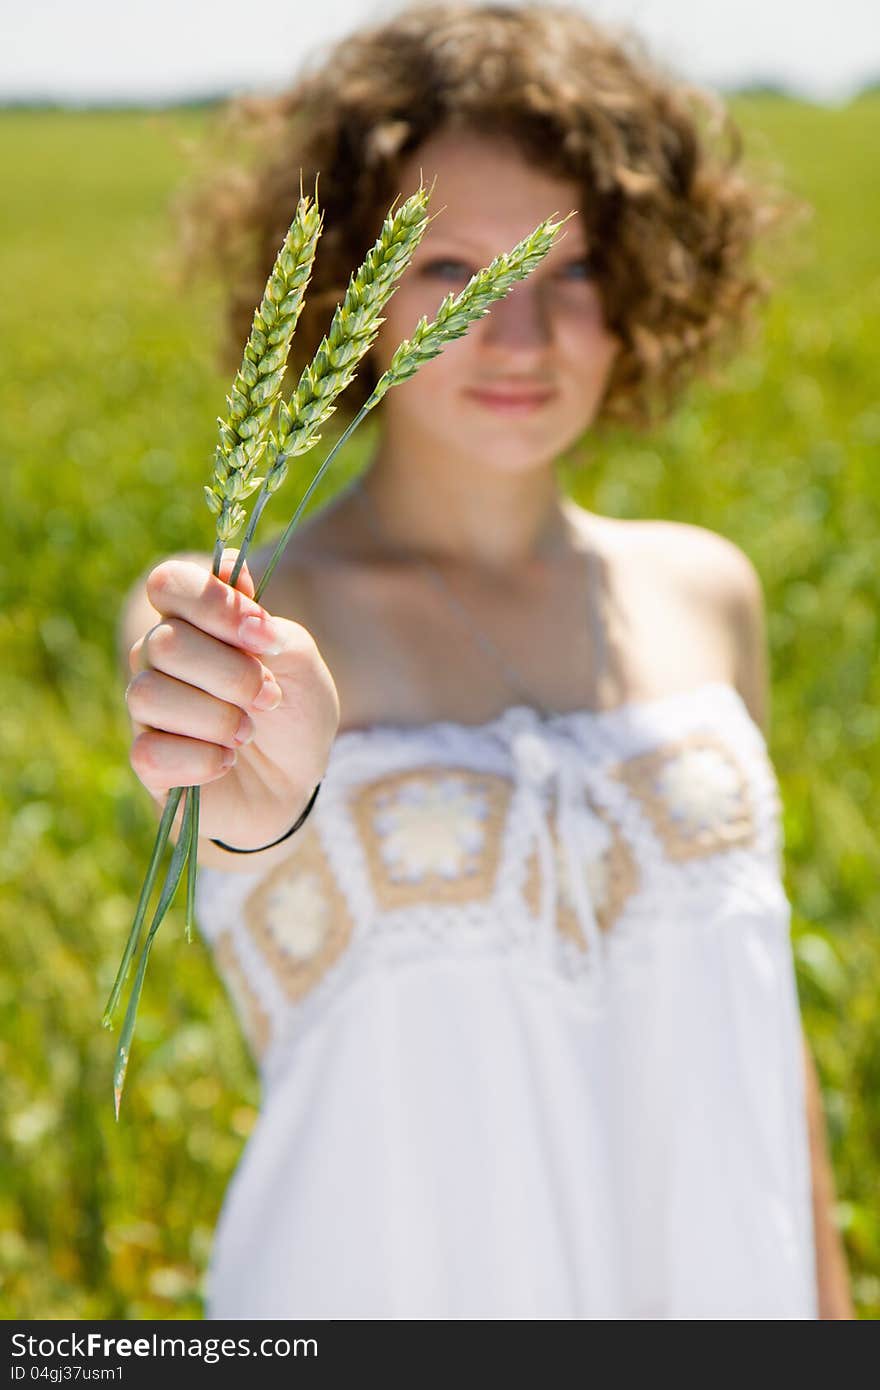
top-left (209, 781), bottom-right (322, 854)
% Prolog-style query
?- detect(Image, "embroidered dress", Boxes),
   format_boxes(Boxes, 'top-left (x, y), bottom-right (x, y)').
top-left (195, 679), bottom-right (818, 1319)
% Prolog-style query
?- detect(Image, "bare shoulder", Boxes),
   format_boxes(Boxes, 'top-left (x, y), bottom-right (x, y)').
top-left (633, 519), bottom-right (764, 607)
top-left (570, 508), bottom-right (770, 731)
top-left (634, 518), bottom-right (769, 732)
top-left (568, 507), bottom-right (763, 607)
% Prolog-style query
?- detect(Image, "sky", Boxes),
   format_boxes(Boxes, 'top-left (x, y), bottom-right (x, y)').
top-left (3, 0), bottom-right (879, 105)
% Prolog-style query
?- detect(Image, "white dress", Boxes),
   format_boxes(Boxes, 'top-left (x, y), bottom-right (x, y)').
top-left (195, 680), bottom-right (818, 1319)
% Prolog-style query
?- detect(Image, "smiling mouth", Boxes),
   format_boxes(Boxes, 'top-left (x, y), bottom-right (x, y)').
top-left (464, 385), bottom-right (556, 410)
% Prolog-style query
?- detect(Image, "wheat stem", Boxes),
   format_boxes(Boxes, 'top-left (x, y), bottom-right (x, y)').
top-left (254, 403), bottom-right (371, 602)
top-left (228, 489), bottom-right (271, 588)
top-left (102, 786), bottom-right (184, 1028)
top-left (184, 786), bottom-right (200, 946)
top-left (113, 787), bottom-right (195, 1119)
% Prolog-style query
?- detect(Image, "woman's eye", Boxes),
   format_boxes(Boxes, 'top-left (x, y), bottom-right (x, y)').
top-left (422, 259), bottom-right (472, 278)
top-left (561, 257), bottom-right (597, 281)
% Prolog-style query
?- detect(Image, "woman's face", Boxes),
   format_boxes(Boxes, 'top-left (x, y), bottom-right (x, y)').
top-left (368, 126), bottom-right (621, 473)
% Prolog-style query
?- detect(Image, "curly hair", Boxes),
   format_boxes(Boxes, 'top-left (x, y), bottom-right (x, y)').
top-left (172, 0), bottom-right (791, 428)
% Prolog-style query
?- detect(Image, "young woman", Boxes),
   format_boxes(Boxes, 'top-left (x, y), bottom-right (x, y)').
top-left (121, 2), bottom-right (853, 1318)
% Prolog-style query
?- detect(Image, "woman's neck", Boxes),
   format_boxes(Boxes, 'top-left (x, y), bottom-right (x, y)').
top-left (359, 440), bottom-right (576, 574)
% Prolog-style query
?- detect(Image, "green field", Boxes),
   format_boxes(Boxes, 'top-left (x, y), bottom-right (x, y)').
top-left (1, 98), bottom-right (878, 1318)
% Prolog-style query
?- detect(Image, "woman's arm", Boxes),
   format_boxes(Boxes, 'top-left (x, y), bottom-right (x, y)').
top-left (801, 1033), bottom-right (856, 1318)
top-left (722, 535), bottom-right (855, 1319)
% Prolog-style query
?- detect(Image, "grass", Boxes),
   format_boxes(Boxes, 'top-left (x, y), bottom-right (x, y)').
top-left (0, 97), bottom-right (877, 1317)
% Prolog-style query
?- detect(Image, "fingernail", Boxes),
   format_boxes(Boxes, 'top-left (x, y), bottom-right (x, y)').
top-left (232, 711), bottom-right (256, 746)
top-left (239, 615), bottom-right (283, 655)
top-left (221, 748), bottom-right (237, 770)
top-left (251, 672), bottom-right (283, 712)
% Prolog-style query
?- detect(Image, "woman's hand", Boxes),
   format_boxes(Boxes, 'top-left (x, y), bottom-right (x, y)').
top-left (124, 550), bottom-right (340, 851)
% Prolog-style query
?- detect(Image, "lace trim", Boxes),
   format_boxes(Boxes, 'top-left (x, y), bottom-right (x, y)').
top-left (195, 679), bottom-right (791, 1073)
top-left (327, 679), bottom-right (766, 754)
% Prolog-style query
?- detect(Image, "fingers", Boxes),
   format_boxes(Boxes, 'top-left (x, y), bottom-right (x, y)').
top-left (135, 619), bottom-right (283, 711)
top-left (130, 729), bottom-right (238, 795)
top-left (126, 669), bottom-right (257, 749)
top-left (146, 556), bottom-right (287, 657)
top-left (216, 548), bottom-right (256, 599)
top-left (129, 628), bottom-right (151, 676)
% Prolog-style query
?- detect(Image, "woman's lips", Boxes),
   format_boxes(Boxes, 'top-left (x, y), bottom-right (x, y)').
top-left (464, 385), bottom-right (556, 414)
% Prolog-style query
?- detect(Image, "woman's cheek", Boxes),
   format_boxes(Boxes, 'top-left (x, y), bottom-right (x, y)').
top-left (369, 292), bottom-right (439, 374)
top-left (404, 340), bottom-right (468, 407)
top-left (571, 316), bottom-right (621, 381)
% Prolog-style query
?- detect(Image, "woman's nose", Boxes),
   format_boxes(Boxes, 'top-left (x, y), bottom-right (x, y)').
top-left (480, 281), bottom-right (553, 351)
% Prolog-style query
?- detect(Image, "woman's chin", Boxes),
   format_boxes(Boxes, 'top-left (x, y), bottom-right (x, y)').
top-left (457, 412), bottom-right (585, 467)
top-left (449, 441), bottom-right (565, 477)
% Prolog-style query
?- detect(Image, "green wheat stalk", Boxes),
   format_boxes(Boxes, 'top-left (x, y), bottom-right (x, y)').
top-left (255, 211), bottom-right (574, 600)
top-left (103, 185), bottom-right (325, 1116)
top-left (206, 181), bottom-right (325, 564)
top-left (105, 180), bottom-right (572, 1118)
top-left (226, 182), bottom-right (434, 588)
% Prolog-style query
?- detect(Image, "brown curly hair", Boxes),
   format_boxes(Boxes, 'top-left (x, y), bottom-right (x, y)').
top-left (172, 0), bottom-right (790, 428)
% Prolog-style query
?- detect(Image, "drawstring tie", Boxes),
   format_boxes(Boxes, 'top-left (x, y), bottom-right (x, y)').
top-left (507, 710), bottom-right (610, 981)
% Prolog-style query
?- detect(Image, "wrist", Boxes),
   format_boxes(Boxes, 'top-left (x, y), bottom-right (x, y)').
top-left (209, 782), bottom-right (322, 855)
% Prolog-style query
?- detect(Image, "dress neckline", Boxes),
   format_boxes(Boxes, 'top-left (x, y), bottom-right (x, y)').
top-left (332, 679), bottom-right (765, 751)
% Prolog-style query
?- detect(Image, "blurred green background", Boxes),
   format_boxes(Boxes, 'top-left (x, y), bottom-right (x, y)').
top-left (0, 97), bottom-right (877, 1318)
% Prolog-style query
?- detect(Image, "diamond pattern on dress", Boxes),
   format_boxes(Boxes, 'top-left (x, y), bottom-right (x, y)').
top-left (196, 687), bottom-right (790, 1053)
top-left (213, 929), bottom-right (272, 1060)
top-left (611, 732), bottom-right (755, 861)
top-left (350, 766), bottom-right (511, 910)
top-left (243, 823), bottom-right (355, 1003)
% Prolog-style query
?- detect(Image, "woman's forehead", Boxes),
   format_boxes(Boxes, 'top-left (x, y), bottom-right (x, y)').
top-left (398, 128), bottom-right (586, 247)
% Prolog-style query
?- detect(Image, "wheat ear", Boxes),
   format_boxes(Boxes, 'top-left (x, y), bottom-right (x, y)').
top-left (205, 185), bottom-right (324, 563)
top-left (229, 184), bottom-right (432, 588)
top-left (371, 212), bottom-right (576, 400)
top-left (255, 212), bottom-right (574, 600)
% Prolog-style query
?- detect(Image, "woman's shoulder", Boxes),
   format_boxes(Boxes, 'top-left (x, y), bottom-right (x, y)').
top-left (641, 518), bottom-right (763, 596)
top-left (259, 495), bottom-right (766, 636)
top-left (569, 505), bottom-right (763, 611)
top-left (567, 505), bottom-right (768, 729)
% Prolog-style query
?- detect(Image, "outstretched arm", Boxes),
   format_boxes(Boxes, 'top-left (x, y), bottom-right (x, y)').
top-left (724, 538), bottom-right (855, 1320)
top-left (801, 1034), bottom-right (855, 1318)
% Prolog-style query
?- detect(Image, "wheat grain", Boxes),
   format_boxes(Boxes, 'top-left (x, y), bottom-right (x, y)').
top-left (253, 212), bottom-right (574, 600)
top-left (273, 185), bottom-right (431, 473)
top-left (228, 185), bottom-right (432, 586)
top-left (205, 186), bottom-right (323, 551)
top-left (369, 213), bottom-right (575, 403)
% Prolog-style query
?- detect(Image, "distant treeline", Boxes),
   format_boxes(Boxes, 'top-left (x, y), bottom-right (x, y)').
top-left (2, 78), bottom-right (880, 111)
top-left (0, 93), bottom-right (233, 111)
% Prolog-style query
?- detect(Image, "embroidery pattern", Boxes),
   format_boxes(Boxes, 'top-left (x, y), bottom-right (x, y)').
top-left (244, 823), bottom-right (355, 1003)
top-left (214, 930), bottom-right (271, 1060)
top-left (350, 766), bottom-right (511, 910)
top-left (200, 691), bottom-right (786, 1052)
top-left (611, 732), bottom-right (755, 861)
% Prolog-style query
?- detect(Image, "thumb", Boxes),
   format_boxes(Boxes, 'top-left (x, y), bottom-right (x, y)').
top-left (216, 548), bottom-right (256, 599)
